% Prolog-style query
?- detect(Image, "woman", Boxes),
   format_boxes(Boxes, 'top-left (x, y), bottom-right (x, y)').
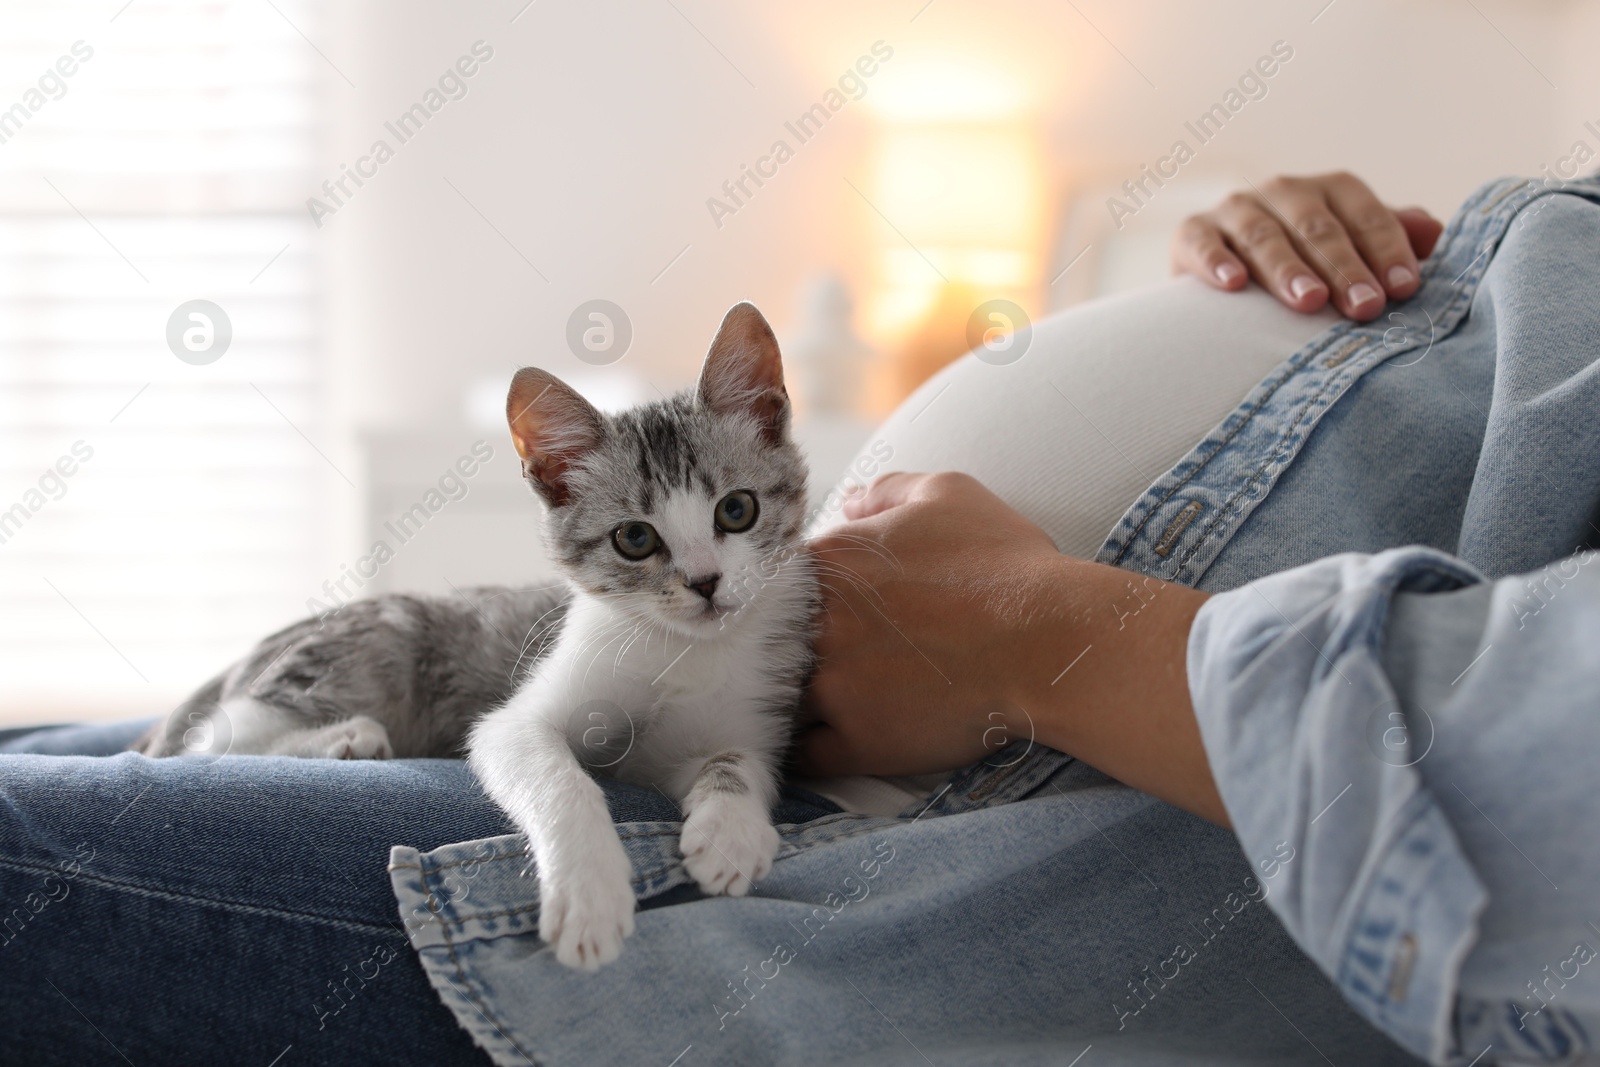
top-left (4, 171), bottom-right (1595, 1066)
top-left (797, 170), bottom-right (1600, 1066)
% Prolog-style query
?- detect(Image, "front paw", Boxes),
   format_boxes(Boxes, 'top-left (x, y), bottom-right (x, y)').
top-left (539, 837), bottom-right (637, 971)
top-left (680, 794), bottom-right (779, 897)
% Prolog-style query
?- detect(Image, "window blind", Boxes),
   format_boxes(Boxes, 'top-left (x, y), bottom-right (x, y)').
top-left (0, 0), bottom-right (329, 722)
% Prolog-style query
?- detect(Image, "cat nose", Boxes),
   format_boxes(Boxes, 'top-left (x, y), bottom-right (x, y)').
top-left (686, 573), bottom-right (721, 601)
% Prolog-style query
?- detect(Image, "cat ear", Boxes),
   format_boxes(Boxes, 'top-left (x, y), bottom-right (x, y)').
top-left (506, 367), bottom-right (604, 508)
top-left (697, 302), bottom-right (790, 443)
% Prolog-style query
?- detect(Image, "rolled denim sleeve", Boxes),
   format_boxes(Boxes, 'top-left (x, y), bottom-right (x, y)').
top-left (1188, 546), bottom-right (1600, 1065)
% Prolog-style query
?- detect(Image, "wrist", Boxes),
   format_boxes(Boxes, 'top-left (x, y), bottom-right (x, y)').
top-left (1004, 555), bottom-right (1227, 825)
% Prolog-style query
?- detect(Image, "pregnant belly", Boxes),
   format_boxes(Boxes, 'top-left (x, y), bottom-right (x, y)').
top-left (816, 277), bottom-right (1335, 559)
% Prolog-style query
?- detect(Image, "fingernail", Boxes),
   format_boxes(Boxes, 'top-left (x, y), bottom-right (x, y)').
top-left (1289, 275), bottom-right (1322, 301)
top-left (1386, 265), bottom-right (1416, 290)
top-left (1348, 282), bottom-right (1381, 308)
top-left (1215, 262), bottom-right (1245, 286)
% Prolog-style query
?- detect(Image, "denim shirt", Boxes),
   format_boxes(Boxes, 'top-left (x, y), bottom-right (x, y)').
top-left (389, 175), bottom-right (1600, 1067)
top-left (1181, 174), bottom-right (1600, 1066)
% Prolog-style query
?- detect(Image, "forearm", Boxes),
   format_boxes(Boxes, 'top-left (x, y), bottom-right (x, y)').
top-left (800, 472), bottom-right (1231, 825)
top-left (1003, 556), bottom-right (1227, 826)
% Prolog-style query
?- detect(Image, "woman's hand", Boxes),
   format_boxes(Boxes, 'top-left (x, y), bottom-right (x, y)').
top-left (798, 471), bottom-right (1227, 825)
top-left (1171, 172), bottom-right (1444, 321)
top-left (799, 471), bottom-right (1065, 776)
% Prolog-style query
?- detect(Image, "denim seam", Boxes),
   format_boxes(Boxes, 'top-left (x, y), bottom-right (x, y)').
top-left (1320, 337), bottom-right (1366, 369)
top-left (415, 815), bottom-right (900, 929)
top-left (425, 901), bottom-right (545, 926)
top-left (1339, 801), bottom-right (1430, 1025)
top-left (1307, 551), bottom-right (1487, 1058)
top-left (1170, 338), bottom-right (1427, 579)
top-left (1332, 788), bottom-right (1490, 1064)
top-left (965, 754), bottom-right (1032, 801)
top-left (387, 846), bottom-right (532, 874)
top-left (1477, 179), bottom-right (1530, 215)
top-left (0, 856), bottom-right (400, 936)
top-left (1172, 363), bottom-right (1349, 581)
top-left (925, 745), bottom-right (1074, 816)
top-left (1106, 335), bottom-right (1340, 570)
top-left (775, 811), bottom-right (899, 850)
top-left (420, 865), bottom-right (543, 1067)
top-left (404, 815), bottom-right (902, 924)
top-left (1331, 791), bottom-right (1433, 987)
top-left (386, 824), bottom-right (691, 877)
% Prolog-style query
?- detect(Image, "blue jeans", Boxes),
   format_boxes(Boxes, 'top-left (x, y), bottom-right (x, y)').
top-left (0, 720), bottom-right (839, 1066)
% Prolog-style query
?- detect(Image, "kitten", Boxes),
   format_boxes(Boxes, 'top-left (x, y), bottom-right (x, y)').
top-left (138, 302), bottom-right (817, 969)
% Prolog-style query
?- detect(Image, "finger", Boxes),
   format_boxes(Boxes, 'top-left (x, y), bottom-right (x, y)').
top-left (841, 471), bottom-right (926, 520)
top-left (1213, 194), bottom-right (1329, 313)
top-left (792, 724), bottom-right (858, 777)
top-left (1171, 217), bottom-right (1249, 289)
top-left (1395, 208), bottom-right (1444, 260)
top-left (1322, 174), bottom-right (1422, 302)
top-left (1265, 184), bottom-right (1387, 321)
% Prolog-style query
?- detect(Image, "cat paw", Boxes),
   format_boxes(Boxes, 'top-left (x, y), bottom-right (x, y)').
top-left (319, 717), bottom-right (393, 760)
top-left (680, 795), bottom-right (779, 897)
top-left (539, 841), bottom-right (636, 971)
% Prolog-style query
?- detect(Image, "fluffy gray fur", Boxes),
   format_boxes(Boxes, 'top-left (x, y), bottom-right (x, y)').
top-left (136, 303), bottom-right (815, 769)
top-left (136, 585), bottom-right (570, 758)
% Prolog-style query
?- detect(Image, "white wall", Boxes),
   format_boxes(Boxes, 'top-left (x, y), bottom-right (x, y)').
top-left (320, 0), bottom-right (1584, 429)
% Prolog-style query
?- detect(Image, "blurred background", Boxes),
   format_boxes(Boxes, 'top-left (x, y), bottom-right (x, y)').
top-left (2, 0), bottom-right (1596, 725)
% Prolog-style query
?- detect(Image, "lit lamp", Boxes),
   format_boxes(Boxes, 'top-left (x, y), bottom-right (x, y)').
top-left (859, 62), bottom-right (1047, 411)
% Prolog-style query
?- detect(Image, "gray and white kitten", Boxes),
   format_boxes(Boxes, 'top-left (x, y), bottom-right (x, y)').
top-left (139, 302), bottom-right (817, 969)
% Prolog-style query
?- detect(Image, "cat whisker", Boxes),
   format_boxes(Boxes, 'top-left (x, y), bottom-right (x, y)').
top-left (613, 618), bottom-right (658, 674)
top-left (757, 569), bottom-right (870, 624)
top-left (812, 579), bottom-right (876, 614)
top-left (818, 531), bottom-right (903, 572)
top-left (808, 560), bottom-right (885, 606)
top-left (581, 625), bottom-right (639, 687)
top-left (813, 594), bottom-right (865, 626)
top-left (509, 600), bottom-right (569, 682)
top-left (509, 627), bottom-right (550, 683)
top-left (564, 611), bottom-right (647, 684)
top-left (578, 602), bottom-right (665, 685)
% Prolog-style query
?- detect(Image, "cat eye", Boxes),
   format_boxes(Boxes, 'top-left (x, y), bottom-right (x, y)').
top-left (613, 521), bottom-right (661, 560)
top-left (714, 490), bottom-right (758, 533)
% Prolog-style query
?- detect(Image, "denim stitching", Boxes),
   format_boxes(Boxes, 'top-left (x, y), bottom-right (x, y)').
top-left (1331, 792), bottom-right (1434, 1013)
top-left (427, 815), bottom-right (910, 927)
top-left (0, 855), bottom-right (399, 935)
top-left (1173, 366), bottom-right (1346, 579)
top-left (1478, 179), bottom-right (1529, 215)
top-left (964, 754), bottom-right (1036, 802)
top-left (406, 815), bottom-right (901, 899)
top-left (388, 846), bottom-right (531, 874)
top-left (421, 863), bottom-right (542, 1066)
top-left (1321, 337), bottom-right (1366, 369)
top-left (429, 901), bottom-right (545, 927)
top-left (1107, 332), bottom-right (1348, 569)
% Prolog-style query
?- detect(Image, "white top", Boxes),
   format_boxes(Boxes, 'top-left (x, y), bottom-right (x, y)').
top-left (800, 279), bottom-right (1336, 815)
